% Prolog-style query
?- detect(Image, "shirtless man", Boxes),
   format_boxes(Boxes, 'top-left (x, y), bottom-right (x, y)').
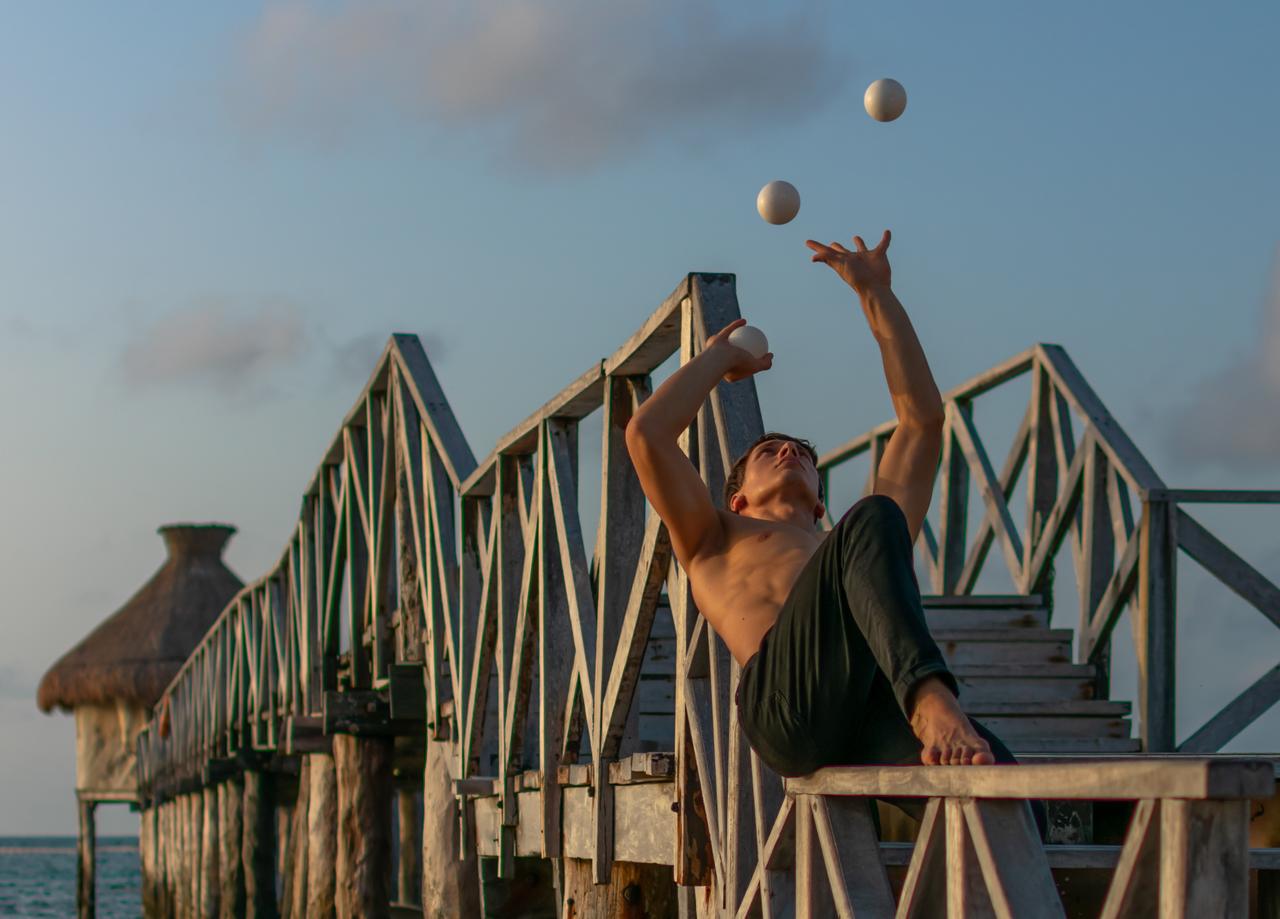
top-left (625, 229), bottom-right (1026, 789)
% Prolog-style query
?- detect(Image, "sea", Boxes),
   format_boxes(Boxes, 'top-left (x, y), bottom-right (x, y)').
top-left (0, 837), bottom-right (140, 918)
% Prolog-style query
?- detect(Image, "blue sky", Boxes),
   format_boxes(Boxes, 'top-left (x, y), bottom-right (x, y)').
top-left (2, 1), bottom-right (1278, 834)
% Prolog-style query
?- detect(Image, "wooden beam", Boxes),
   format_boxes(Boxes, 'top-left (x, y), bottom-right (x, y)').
top-left (1136, 498), bottom-right (1177, 752)
top-left (1178, 665), bottom-right (1280, 754)
top-left (962, 798), bottom-right (1063, 918)
top-left (810, 795), bottom-right (895, 917)
top-left (1160, 798), bottom-right (1251, 917)
top-left (1176, 507), bottom-right (1280, 630)
top-left (1097, 798), bottom-right (1159, 919)
top-left (950, 399), bottom-right (1025, 586)
top-left (786, 759), bottom-right (1276, 800)
top-left (77, 798), bottom-right (95, 919)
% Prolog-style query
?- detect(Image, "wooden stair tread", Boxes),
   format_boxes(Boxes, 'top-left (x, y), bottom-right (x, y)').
top-left (951, 663), bottom-right (1095, 677)
top-left (932, 628), bottom-right (1073, 642)
top-left (921, 594), bottom-right (1045, 608)
top-left (961, 700), bottom-right (1131, 716)
top-left (1010, 736), bottom-right (1143, 753)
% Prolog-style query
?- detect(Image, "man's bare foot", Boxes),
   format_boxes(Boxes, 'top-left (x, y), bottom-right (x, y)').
top-left (908, 677), bottom-right (996, 765)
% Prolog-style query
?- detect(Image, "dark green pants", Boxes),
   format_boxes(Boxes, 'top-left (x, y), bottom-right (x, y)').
top-left (736, 493), bottom-right (1046, 836)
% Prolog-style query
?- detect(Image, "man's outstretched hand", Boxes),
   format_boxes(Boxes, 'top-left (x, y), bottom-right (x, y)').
top-left (706, 318), bottom-right (773, 383)
top-left (805, 229), bottom-right (892, 297)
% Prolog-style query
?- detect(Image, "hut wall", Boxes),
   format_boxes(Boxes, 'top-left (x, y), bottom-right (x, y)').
top-left (74, 701), bottom-right (147, 797)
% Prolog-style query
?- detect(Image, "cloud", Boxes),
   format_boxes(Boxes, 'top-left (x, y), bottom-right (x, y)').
top-left (1159, 250), bottom-right (1280, 474)
top-left (120, 299), bottom-right (308, 394)
top-left (228, 0), bottom-right (843, 170)
top-left (118, 297), bottom-right (447, 398)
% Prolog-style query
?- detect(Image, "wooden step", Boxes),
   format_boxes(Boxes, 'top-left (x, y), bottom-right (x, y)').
top-left (961, 700), bottom-right (1130, 717)
top-left (935, 629), bottom-right (1073, 665)
top-left (922, 594), bottom-right (1045, 608)
top-left (954, 663), bottom-right (1098, 703)
top-left (974, 715), bottom-right (1132, 739)
top-left (925, 607), bottom-right (1049, 630)
top-left (1007, 736), bottom-right (1143, 754)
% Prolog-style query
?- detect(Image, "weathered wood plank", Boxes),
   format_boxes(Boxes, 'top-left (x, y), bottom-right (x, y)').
top-left (76, 799), bottom-right (94, 919)
top-left (816, 347), bottom-right (1037, 468)
top-left (334, 734), bottom-right (393, 918)
top-left (601, 513), bottom-right (672, 757)
top-left (1136, 498), bottom-right (1177, 752)
top-left (810, 795), bottom-right (895, 918)
top-left (946, 798), bottom-right (995, 918)
top-left (1178, 665), bottom-right (1280, 755)
top-left (603, 278), bottom-right (688, 376)
top-left (1160, 798), bottom-right (1250, 917)
top-left (950, 400), bottom-right (1026, 586)
top-left (1034, 343), bottom-right (1165, 493)
top-left (390, 333), bottom-right (477, 490)
top-left (787, 760), bottom-right (1276, 800)
top-left (1177, 507), bottom-right (1280, 630)
top-left (962, 798), bottom-right (1063, 918)
top-left (1097, 798), bottom-right (1159, 919)
top-left (1149, 488), bottom-right (1280, 504)
top-left (307, 754), bottom-right (337, 919)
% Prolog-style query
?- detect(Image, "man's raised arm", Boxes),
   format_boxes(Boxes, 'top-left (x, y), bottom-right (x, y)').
top-left (805, 230), bottom-right (945, 546)
top-left (625, 319), bottom-right (772, 566)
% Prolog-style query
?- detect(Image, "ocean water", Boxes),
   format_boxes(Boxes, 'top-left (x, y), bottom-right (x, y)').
top-left (0, 837), bottom-right (140, 918)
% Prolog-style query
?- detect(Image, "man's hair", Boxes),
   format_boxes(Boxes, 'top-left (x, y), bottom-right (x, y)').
top-left (723, 432), bottom-right (824, 510)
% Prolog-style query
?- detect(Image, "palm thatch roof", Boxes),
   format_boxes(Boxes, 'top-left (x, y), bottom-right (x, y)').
top-left (37, 523), bottom-right (243, 713)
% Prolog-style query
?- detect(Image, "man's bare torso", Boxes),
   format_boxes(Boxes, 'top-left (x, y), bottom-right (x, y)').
top-left (686, 510), bottom-right (828, 667)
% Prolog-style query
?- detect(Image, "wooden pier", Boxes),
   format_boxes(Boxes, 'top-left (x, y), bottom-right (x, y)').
top-left (130, 274), bottom-right (1280, 916)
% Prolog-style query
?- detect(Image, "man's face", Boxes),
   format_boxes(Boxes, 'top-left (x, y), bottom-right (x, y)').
top-left (733, 438), bottom-right (822, 516)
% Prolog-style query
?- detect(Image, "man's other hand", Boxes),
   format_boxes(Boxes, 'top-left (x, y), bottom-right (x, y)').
top-left (806, 229), bottom-right (893, 297)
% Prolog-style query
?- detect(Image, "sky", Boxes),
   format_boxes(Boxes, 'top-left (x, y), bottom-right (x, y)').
top-left (2, 0), bottom-right (1277, 835)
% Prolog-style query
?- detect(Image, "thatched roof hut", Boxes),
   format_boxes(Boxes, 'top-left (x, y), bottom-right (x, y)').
top-left (38, 523), bottom-right (243, 714)
top-left (38, 523), bottom-right (243, 803)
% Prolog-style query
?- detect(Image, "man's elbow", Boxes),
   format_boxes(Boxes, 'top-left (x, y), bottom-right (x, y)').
top-left (625, 412), bottom-right (661, 451)
top-left (624, 414), bottom-right (652, 462)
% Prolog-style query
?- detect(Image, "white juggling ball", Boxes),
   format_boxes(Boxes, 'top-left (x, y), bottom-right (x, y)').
top-left (727, 325), bottom-right (769, 360)
top-left (864, 78), bottom-right (907, 122)
top-left (756, 180), bottom-right (800, 225)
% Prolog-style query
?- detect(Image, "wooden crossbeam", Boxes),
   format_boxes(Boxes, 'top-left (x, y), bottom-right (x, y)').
top-left (1176, 507), bottom-right (1280, 630)
top-left (786, 760), bottom-right (1275, 800)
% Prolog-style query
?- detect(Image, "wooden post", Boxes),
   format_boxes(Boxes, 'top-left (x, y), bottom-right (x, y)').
top-left (307, 753), bottom-right (338, 919)
top-left (283, 757), bottom-right (310, 919)
top-left (201, 787), bottom-right (221, 919)
top-left (334, 734), bottom-right (393, 918)
top-left (174, 797), bottom-right (185, 919)
top-left (276, 795), bottom-right (292, 915)
top-left (1161, 799), bottom-right (1250, 917)
top-left (139, 806), bottom-right (155, 918)
top-left (242, 770), bottom-right (278, 919)
top-left (190, 792), bottom-right (204, 918)
top-left (1136, 498), bottom-right (1177, 751)
top-left (395, 789), bottom-right (421, 905)
top-left (180, 796), bottom-right (190, 919)
top-left (421, 736), bottom-right (479, 915)
top-left (77, 797), bottom-right (95, 919)
top-left (560, 857), bottom-right (679, 917)
top-left (159, 801), bottom-right (171, 918)
top-left (219, 779), bottom-right (246, 919)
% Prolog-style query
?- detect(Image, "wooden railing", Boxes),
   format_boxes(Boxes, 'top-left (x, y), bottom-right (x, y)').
top-left (134, 271), bottom-right (1279, 915)
top-left (771, 758), bottom-right (1275, 917)
top-left (137, 330), bottom-right (478, 801)
top-left (815, 345), bottom-right (1280, 753)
